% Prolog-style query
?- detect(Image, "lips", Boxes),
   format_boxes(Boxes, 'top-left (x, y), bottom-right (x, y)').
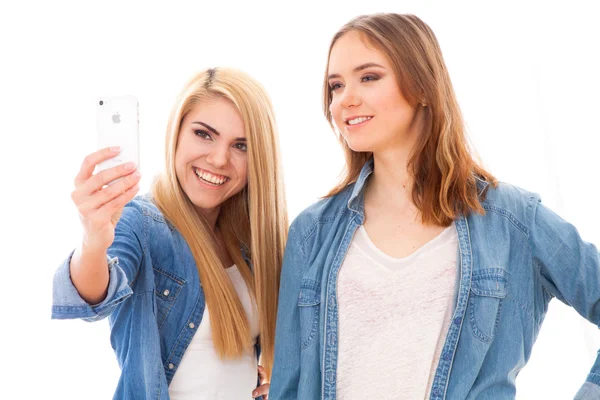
top-left (193, 167), bottom-right (229, 186)
top-left (345, 115), bottom-right (373, 126)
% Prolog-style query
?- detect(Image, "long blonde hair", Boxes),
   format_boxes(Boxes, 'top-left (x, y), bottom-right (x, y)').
top-left (151, 67), bottom-right (288, 377)
top-left (324, 14), bottom-right (496, 225)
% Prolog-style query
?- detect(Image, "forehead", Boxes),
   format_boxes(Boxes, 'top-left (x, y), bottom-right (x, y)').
top-left (328, 30), bottom-right (390, 75)
top-left (183, 97), bottom-right (246, 137)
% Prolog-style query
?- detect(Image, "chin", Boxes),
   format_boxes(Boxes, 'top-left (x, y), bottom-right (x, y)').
top-left (190, 197), bottom-right (222, 213)
top-left (345, 139), bottom-right (375, 153)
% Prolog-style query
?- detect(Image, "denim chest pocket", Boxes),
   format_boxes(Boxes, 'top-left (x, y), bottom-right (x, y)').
top-left (468, 268), bottom-right (507, 344)
top-left (153, 267), bottom-right (186, 329)
top-left (297, 278), bottom-right (321, 350)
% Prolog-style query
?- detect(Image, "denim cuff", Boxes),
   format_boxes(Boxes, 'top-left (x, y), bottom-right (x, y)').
top-left (51, 250), bottom-right (133, 321)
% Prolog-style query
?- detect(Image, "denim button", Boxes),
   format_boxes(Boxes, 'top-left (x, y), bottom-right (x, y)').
top-left (163, 289), bottom-right (170, 296)
top-left (453, 317), bottom-right (461, 325)
top-left (443, 352), bottom-right (451, 361)
top-left (432, 387), bottom-right (440, 396)
top-left (189, 323), bottom-right (195, 329)
top-left (168, 363), bottom-right (174, 370)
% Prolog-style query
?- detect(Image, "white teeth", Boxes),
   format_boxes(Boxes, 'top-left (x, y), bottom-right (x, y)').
top-left (347, 116), bottom-right (372, 125)
top-left (195, 169), bottom-right (227, 185)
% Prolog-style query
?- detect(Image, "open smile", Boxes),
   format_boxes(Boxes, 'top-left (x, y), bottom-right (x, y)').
top-left (344, 115), bottom-right (373, 129)
top-left (193, 167), bottom-right (230, 187)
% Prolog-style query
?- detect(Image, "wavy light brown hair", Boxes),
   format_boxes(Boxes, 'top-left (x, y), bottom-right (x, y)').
top-left (324, 13), bottom-right (497, 225)
top-left (151, 67), bottom-right (288, 377)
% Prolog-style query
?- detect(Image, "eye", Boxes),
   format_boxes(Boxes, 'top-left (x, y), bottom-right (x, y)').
top-left (233, 142), bottom-right (247, 152)
top-left (194, 129), bottom-right (212, 140)
top-left (329, 82), bottom-right (343, 92)
top-left (361, 74), bottom-right (380, 83)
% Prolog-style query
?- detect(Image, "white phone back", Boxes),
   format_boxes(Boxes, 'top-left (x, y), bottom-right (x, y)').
top-left (96, 95), bottom-right (140, 173)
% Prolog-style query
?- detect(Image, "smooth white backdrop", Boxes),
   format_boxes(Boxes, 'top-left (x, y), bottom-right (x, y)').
top-left (1, 0), bottom-right (599, 398)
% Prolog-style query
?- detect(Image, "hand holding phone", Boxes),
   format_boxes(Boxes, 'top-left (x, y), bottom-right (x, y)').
top-left (72, 147), bottom-right (141, 252)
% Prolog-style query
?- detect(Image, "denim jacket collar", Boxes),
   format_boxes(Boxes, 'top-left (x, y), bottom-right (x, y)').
top-left (347, 158), bottom-right (373, 216)
top-left (347, 157), bottom-right (491, 215)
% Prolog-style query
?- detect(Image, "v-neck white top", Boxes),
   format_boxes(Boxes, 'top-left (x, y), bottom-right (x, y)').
top-left (336, 224), bottom-right (458, 400)
top-left (169, 265), bottom-right (259, 400)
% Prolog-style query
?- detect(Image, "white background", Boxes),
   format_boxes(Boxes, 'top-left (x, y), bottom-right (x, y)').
top-left (1, 0), bottom-right (599, 398)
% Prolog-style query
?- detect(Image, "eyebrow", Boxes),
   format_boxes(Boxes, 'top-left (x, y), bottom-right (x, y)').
top-left (191, 121), bottom-right (246, 142)
top-left (327, 62), bottom-right (385, 80)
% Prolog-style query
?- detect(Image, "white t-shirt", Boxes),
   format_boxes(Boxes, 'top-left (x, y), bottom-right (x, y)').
top-left (336, 224), bottom-right (458, 400)
top-left (169, 265), bottom-right (259, 400)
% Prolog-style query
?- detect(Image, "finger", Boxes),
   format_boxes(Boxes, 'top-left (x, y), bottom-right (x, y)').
top-left (77, 171), bottom-right (140, 218)
top-left (96, 183), bottom-right (140, 222)
top-left (95, 173), bottom-right (141, 213)
top-left (257, 365), bottom-right (267, 382)
top-left (74, 147), bottom-right (121, 186)
top-left (81, 163), bottom-right (138, 196)
top-left (252, 383), bottom-right (269, 398)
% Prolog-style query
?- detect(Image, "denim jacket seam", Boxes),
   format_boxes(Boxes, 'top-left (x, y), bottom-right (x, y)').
top-left (504, 293), bottom-right (534, 317)
top-left (164, 294), bottom-right (202, 379)
top-left (532, 257), bottom-right (554, 302)
top-left (299, 209), bottom-right (351, 255)
top-left (482, 204), bottom-right (529, 237)
top-left (586, 373), bottom-right (600, 386)
top-left (153, 265), bottom-right (187, 285)
top-left (527, 197), bottom-right (563, 301)
top-left (135, 207), bottom-right (150, 287)
top-left (113, 206), bottom-right (147, 289)
top-left (91, 287), bottom-right (135, 315)
top-left (141, 201), bottom-right (167, 223)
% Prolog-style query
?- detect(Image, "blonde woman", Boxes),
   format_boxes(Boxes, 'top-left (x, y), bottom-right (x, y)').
top-left (52, 67), bottom-right (287, 400)
top-left (270, 13), bottom-right (600, 400)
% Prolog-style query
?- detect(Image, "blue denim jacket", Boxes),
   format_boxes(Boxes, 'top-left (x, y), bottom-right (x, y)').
top-left (269, 159), bottom-right (600, 400)
top-left (51, 195), bottom-right (262, 400)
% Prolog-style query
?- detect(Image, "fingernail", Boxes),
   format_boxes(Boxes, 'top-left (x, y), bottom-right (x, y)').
top-left (252, 392), bottom-right (257, 397)
top-left (133, 170), bottom-right (141, 178)
top-left (110, 146), bottom-right (121, 153)
top-left (124, 162), bottom-right (135, 170)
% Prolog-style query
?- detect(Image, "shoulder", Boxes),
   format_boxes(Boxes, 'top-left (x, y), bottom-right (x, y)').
top-left (289, 185), bottom-right (354, 235)
top-left (119, 194), bottom-right (173, 231)
top-left (482, 181), bottom-right (540, 211)
top-left (475, 180), bottom-right (541, 234)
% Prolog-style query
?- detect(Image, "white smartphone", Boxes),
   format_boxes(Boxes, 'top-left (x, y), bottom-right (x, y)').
top-left (96, 95), bottom-right (140, 175)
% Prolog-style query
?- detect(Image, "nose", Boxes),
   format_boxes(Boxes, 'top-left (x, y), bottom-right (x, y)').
top-left (206, 144), bottom-right (230, 169)
top-left (339, 84), bottom-right (361, 109)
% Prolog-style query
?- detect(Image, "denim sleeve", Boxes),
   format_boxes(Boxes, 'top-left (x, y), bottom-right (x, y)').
top-left (51, 205), bottom-right (145, 322)
top-left (269, 223), bottom-right (304, 400)
top-left (530, 198), bottom-right (600, 393)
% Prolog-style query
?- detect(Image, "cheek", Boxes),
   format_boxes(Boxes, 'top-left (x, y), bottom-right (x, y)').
top-left (329, 100), bottom-right (343, 128)
top-left (233, 157), bottom-right (249, 183)
top-left (380, 86), bottom-right (410, 114)
top-left (174, 150), bottom-right (184, 176)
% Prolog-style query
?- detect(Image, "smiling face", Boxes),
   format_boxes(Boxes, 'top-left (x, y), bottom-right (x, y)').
top-left (327, 30), bottom-right (420, 155)
top-left (175, 96), bottom-right (248, 218)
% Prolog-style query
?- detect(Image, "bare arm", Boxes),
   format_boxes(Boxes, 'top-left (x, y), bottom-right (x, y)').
top-left (69, 244), bottom-right (109, 305)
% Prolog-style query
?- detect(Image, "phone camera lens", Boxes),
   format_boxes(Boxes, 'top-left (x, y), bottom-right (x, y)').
top-left (99, 100), bottom-right (104, 106)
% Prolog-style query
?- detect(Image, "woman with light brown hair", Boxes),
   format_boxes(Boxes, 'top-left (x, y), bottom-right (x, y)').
top-left (269, 13), bottom-right (600, 399)
top-left (52, 67), bottom-right (287, 399)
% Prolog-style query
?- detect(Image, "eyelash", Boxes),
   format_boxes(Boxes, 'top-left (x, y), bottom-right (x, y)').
top-left (234, 143), bottom-right (247, 152)
top-left (194, 130), bottom-right (247, 152)
top-left (329, 74), bottom-right (380, 92)
top-left (194, 129), bottom-right (212, 140)
top-left (362, 74), bottom-right (379, 83)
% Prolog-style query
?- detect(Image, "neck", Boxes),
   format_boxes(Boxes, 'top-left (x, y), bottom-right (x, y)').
top-left (366, 156), bottom-right (411, 211)
top-left (197, 205), bottom-right (221, 232)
